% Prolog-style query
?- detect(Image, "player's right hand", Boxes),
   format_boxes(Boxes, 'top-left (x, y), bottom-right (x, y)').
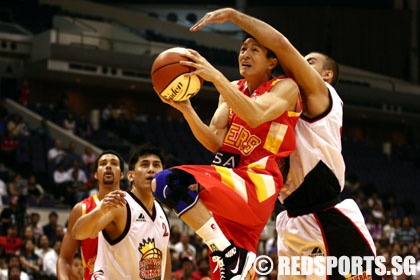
top-left (190, 8), bottom-right (235, 32)
top-left (100, 190), bottom-right (126, 211)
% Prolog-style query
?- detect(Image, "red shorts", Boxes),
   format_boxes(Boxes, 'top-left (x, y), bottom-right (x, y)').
top-left (175, 164), bottom-right (281, 252)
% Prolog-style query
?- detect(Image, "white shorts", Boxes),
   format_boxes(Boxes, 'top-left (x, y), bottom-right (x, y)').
top-left (276, 199), bottom-right (378, 280)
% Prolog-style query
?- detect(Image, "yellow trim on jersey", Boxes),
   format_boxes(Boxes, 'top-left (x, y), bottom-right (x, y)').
top-left (93, 194), bottom-right (99, 205)
top-left (247, 157), bottom-right (268, 170)
top-left (264, 122), bottom-right (288, 154)
top-left (82, 203), bottom-right (87, 215)
top-left (247, 171), bottom-right (276, 202)
top-left (214, 166), bottom-right (248, 202)
top-left (287, 111), bottom-right (301, 117)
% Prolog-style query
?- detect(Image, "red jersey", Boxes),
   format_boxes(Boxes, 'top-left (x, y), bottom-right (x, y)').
top-left (80, 194), bottom-right (100, 280)
top-left (177, 77), bottom-right (301, 252)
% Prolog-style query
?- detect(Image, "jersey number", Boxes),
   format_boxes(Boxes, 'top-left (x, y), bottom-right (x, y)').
top-left (162, 223), bottom-right (169, 237)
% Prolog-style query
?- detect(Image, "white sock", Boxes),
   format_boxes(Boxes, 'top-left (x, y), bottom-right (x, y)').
top-left (196, 217), bottom-right (231, 252)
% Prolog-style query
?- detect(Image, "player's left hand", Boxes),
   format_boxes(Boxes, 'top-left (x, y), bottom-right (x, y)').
top-left (154, 86), bottom-right (193, 111)
top-left (180, 49), bottom-right (223, 84)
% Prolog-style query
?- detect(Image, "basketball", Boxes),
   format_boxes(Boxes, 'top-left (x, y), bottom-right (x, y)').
top-left (151, 47), bottom-right (203, 101)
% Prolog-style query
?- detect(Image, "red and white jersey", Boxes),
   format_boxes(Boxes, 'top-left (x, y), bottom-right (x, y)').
top-left (176, 76), bottom-right (301, 252)
top-left (92, 192), bottom-right (170, 280)
top-left (80, 194), bottom-right (100, 280)
top-left (280, 83), bottom-right (345, 203)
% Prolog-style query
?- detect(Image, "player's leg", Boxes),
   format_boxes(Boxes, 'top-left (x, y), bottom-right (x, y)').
top-left (152, 168), bottom-right (256, 280)
top-left (276, 211), bottom-right (325, 280)
top-left (319, 199), bottom-right (382, 280)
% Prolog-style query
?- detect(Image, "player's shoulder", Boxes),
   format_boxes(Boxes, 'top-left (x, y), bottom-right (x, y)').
top-left (70, 201), bottom-right (84, 216)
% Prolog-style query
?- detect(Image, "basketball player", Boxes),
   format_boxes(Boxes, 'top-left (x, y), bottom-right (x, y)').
top-left (57, 150), bottom-right (124, 280)
top-left (191, 8), bottom-right (380, 279)
top-left (151, 21), bottom-right (301, 279)
top-left (72, 143), bottom-right (171, 280)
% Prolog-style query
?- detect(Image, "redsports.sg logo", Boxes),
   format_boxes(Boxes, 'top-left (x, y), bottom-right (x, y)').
top-left (253, 255), bottom-right (417, 277)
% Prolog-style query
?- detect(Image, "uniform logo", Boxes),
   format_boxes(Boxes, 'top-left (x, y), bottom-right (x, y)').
top-left (230, 252), bottom-right (241, 274)
top-left (344, 272), bottom-right (371, 279)
top-left (309, 247), bottom-right (325, 257)
top-left (136, 213), bottom-right (146, 222)
top-left (138, 238), bottom-right (163, 280)
top-left (212, 151), bottom-right (240, 168)
top-left (224, 124), bottom-right (261, 156)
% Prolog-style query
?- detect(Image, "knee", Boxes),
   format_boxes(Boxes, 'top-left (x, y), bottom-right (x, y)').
top-left (152, 168), bottom-right (199, 216)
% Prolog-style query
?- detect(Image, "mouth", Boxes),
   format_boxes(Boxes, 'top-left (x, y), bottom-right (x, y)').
top-left (241, 61), bottom-right (251, 68)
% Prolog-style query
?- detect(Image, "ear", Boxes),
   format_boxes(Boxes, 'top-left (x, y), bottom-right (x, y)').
top-left (323, 69), bottom-right (333, 82)
top-left (127, 171), bottom-right (133, 182)
top-left (94, 172), bottom-right (98, 180)
top-left (268, 57), bottom-right (278, 70)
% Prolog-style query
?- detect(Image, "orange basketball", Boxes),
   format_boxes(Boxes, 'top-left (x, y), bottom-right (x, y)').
top-left (151, 47), bottom-right (203, 101)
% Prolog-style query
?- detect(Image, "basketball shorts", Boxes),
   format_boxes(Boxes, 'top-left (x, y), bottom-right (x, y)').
top-left (276, 199), bottom-right (381, 280)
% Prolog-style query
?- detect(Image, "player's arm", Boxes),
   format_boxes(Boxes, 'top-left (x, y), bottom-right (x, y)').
top-left (72, 190), bottom-right (126, 240)
top-left (163, 247), bottom-right (172, 280)
top-left (57, 202), bottom-right (82, 280)
top-left (191, 8), bottom-right (328, 117)
top-left (214, 77), bottom-right (299, 127)
top-left (155, 90), bottom-right (229, 153)
top-left (181, 49), bottom-right (298, 127)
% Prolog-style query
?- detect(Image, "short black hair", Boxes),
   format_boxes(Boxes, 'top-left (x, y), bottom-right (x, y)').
top-left (128, 143), bottom-right (165, 171)
top-left (313, 51), bottom-right (340, 86)
top-left (242, 33), bottom-right (276, 59)
top-left (94, 150), bottom-right (125, 173)
top-left (242, 34), bottom-right (283, 75)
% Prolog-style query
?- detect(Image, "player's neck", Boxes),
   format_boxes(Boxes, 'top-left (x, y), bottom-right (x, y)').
top-left (131, 187), bottom-right (154, 214)
top-left (97, 185), bottom-right (120, 200)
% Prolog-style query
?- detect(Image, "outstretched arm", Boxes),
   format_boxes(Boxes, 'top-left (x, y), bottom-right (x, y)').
top-left (72, 190), bottom-right (126, 240)
top-left (57, 203), bottom-right (82, 280)
top-left (191, 8), bottom-right (329, 117)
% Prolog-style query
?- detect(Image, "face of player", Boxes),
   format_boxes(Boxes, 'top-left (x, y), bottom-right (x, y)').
top-left (238, 38), bottom-right (277, 79)
top-left (305, 52), bottom-right (329, 80)
top-left (128, 154), bottom-right (163, 191)
top-left (95, 154), bottom-right (123, 186)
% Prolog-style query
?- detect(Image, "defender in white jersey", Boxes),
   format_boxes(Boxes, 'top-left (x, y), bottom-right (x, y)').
top-left (185, 8), bottom-right (380, 279)
top-left (94, 192), bottom-right (170, 279)
top-left (72, 144), bottom-right (172, 280)
top-left (277, 81), bottom-right (379, 279)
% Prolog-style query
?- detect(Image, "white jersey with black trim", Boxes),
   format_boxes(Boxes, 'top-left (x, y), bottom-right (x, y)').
top-left (93, 191), bottom-right (170, 280)
top-left (279, 83), bottom-right (345, 203)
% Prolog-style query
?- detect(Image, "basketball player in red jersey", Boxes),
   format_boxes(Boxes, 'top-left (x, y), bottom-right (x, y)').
top-left (192, 8), bottom-right (380, 280)
top-left (57, 150), bottom-right (124, 280)
top-left (151, 25), bottom-right (301, 279)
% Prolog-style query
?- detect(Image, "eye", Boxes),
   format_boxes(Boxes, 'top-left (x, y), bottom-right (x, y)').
top-left (307, 59), bottom-right (315, 65)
